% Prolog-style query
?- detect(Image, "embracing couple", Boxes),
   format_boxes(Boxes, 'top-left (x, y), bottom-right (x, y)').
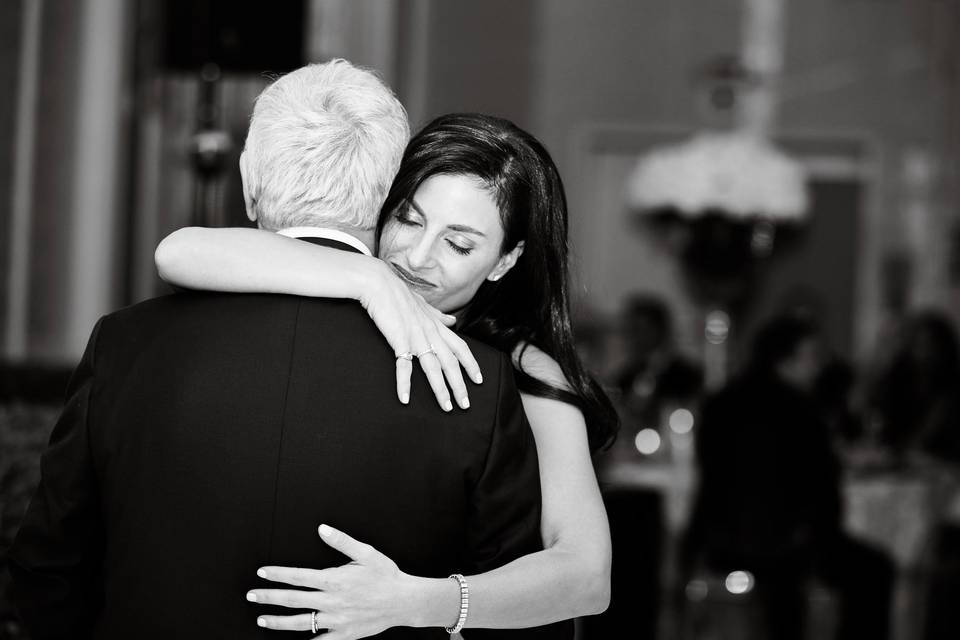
top-left (9, 60), bottom-right (618, 639)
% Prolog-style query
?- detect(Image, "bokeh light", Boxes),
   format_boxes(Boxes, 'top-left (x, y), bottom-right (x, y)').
top-left (634, 428), bottom-right (661, 455)
top-left (685, 579), bottom-right (709, 602)
top-left (725, 570), bottom-right (755, 595)
top-left (669, 408), bottom-right (695, 434)
top-left (705, 310), bottom-right (731, 345)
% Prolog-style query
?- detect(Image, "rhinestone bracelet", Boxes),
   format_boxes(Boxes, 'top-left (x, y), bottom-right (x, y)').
top-left (444, 573), bottom-right (469, 634)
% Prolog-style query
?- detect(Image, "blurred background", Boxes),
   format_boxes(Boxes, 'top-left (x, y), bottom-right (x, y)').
top-left (2, 0), bottom-right (960, 638)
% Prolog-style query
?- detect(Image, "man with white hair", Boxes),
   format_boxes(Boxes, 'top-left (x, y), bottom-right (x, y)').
top-left (10, 60), bottom-right (552, 639)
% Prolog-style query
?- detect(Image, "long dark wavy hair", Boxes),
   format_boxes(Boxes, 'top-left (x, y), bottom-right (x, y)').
top-left (377, 113), bottom-right (618, 451)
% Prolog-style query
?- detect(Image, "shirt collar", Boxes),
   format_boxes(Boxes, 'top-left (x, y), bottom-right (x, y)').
top-left (275, 227), bottom-right (372, 256)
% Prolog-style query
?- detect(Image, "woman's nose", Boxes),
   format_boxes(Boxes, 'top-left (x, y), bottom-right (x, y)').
top-left (405, 236), bottom-right (435, 269)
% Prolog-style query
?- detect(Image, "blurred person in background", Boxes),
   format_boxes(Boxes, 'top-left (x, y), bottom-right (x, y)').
top-left (612, 294), bottom-right (703, 430)
top-left (813, 354), bottom-right (862, 445)
top-left (865, 311), bottom-right (960, 640)
top-left (867, 310), bottom-right (960, 462)
top-left (684, 313), bottom-right (893, 640)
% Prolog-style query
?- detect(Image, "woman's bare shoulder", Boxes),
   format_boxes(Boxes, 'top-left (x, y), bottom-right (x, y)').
top-left (512, 343), bottom-right (572, 392)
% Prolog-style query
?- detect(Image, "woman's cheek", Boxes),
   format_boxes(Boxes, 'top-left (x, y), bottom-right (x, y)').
top-left (378, 225), bottom-right (402, 255)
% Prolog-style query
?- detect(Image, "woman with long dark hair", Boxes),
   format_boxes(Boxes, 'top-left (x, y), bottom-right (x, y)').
top-left (156, 113), bottom-right (617, 633)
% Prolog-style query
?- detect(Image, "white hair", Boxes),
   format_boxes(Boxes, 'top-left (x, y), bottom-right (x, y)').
top-left (242, 59), bottom-right (409, 232)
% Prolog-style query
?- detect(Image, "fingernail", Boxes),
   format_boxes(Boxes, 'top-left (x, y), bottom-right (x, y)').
top-left (257, 568), bottom-right (266, 578)
top-left (257, 617), bottom-right (267, 627)
top-left (400, 392), bottom-right (409, 404)
top-left (474, 373), bottom-right (483, 384)
top-left (443, 400), bottom-right (453, 412)
top-left (460, 397), bottom-right (470, 409)
top-left (319, 524), bottom-right (333, 537)
top-left (247, 591), bottom-right (257, 602)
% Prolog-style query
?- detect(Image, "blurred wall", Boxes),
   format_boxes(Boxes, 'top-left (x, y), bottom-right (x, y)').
top-left (2, 0), bottom-right (133, 363)
top-left (405, 0), bottom-right (958, 360)
top-left (536, 0), bottom-right (953, 360)
top-left (408, 0), bottom-right (537, 131)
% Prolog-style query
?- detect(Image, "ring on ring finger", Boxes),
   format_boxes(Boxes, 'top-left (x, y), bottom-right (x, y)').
top-left (415, 346), bottom-right (437, 358)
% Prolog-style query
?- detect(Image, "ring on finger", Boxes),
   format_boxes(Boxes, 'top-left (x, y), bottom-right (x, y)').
top-left (312, 610), bottom-right (319, 633)
top-left (415, 346), bottom-right (437, 358)
top-left (395, 352), bottom-right (414, 361)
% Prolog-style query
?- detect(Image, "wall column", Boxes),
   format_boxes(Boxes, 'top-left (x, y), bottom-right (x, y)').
top-left (64, 0), bottom-right (131, 359)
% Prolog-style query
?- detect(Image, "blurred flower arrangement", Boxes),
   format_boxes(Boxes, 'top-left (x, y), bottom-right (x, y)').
top-left (626, 129), bottom-right (809, 306)
top-left (627, 129), bottom-right (808, 222)
top-left (625, 47), bottom-right (810, 386)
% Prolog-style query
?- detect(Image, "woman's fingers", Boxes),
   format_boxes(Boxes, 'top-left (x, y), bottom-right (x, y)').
top-left (368, 284), bottom-right (481, 410)
top-left (395, 355), bottom-right (413, 404)
top-left (416, 349), bottom-right (454, 412)
top-left (432, 308), bottom-right (458, 327)
top-left (439, 326), bottom-right (482, 385)
top-left (318, 524), bottom-right (378, 564)
top-left (429, 338), bottom-right (470, 410)
top-left (247, 588), bottom-right (332, 610)
top-left (418, 298), bottom-right (481, 386)
top-left (257, 565), bottom-right (344, 590)
top-left (257, 611), bottom-right (334, 633)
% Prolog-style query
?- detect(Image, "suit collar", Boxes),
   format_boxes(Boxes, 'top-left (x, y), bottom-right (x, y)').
top-left (275, 227), bottom-right (372, 256)
top-left (294, 236), bottom-right (364, 254)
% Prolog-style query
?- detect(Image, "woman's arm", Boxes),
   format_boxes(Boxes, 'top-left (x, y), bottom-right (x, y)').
top-left (419, 348), bottom-right (612, 627)
top-left (252, 348), bottom-right (612, 633)
top-left (156, 227), bottom-right (480, 409)
top-left (156, 226), bottom-right (377, 297)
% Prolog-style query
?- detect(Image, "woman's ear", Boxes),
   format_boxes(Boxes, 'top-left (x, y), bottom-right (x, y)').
top-left (239, 152), bottom-right (257, 224)
top-left (487, 241), bottom-right (525, 282)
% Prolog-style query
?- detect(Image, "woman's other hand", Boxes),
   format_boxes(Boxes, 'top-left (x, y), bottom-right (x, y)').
top-left (249, 525), bottom-right (419, 639)
top-left (360, 261), bottom-right (481, 411)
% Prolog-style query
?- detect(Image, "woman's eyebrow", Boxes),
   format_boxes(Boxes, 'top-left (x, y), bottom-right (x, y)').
top-left (447, 224), bottom-right (486, 236)
top-left (408, 198), bottom-right (487, 237)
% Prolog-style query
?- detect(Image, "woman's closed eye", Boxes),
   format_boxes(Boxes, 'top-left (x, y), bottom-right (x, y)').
top-left (394, 206), bottom-right (421, 226)
top-left (447, 239), bottom-right (473, 256)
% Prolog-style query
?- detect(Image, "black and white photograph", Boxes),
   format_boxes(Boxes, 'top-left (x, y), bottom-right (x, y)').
top-left (1, 1), bottom-right (959, 639)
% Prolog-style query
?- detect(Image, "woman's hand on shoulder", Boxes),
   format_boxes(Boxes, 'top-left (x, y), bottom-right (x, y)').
top-left (155, 227), bottom-right (482, 410)
top-left (360, 261), bottom-right (482, 411)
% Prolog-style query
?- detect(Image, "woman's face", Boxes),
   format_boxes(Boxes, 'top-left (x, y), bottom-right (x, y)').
top-left (378, 174), bottom-right (523, 314)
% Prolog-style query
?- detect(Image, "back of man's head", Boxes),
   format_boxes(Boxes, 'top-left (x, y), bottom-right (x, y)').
top-left (240, 59), bottom-right (409, 233)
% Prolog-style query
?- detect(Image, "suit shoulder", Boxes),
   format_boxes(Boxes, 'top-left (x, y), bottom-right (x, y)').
top-left (98, 291), bottom-right (360, 333)
top-left (459, 334), bottom-right (510, 376)
top-left (92, 292), bottom-right (348, 362)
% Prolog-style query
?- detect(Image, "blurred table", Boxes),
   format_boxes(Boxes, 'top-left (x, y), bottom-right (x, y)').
top-left (843, 471), bottom-right (938, 570)
top-left (842, 464), bottom-right (960, 640)
top-left (599, 450), bottom-right (957, 640)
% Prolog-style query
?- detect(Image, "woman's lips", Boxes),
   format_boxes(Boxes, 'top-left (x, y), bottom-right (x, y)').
top-left (390, 263), bottom-right (437, 289)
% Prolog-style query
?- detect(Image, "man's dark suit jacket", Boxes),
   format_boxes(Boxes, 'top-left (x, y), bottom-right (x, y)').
top-left (10, 238), bottom-right (572, 639)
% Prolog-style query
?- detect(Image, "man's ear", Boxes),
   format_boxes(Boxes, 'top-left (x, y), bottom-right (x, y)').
top-left (239, 151), bottom-right (257, 224)
top-left (487, 241), bottom-right (525, 282)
